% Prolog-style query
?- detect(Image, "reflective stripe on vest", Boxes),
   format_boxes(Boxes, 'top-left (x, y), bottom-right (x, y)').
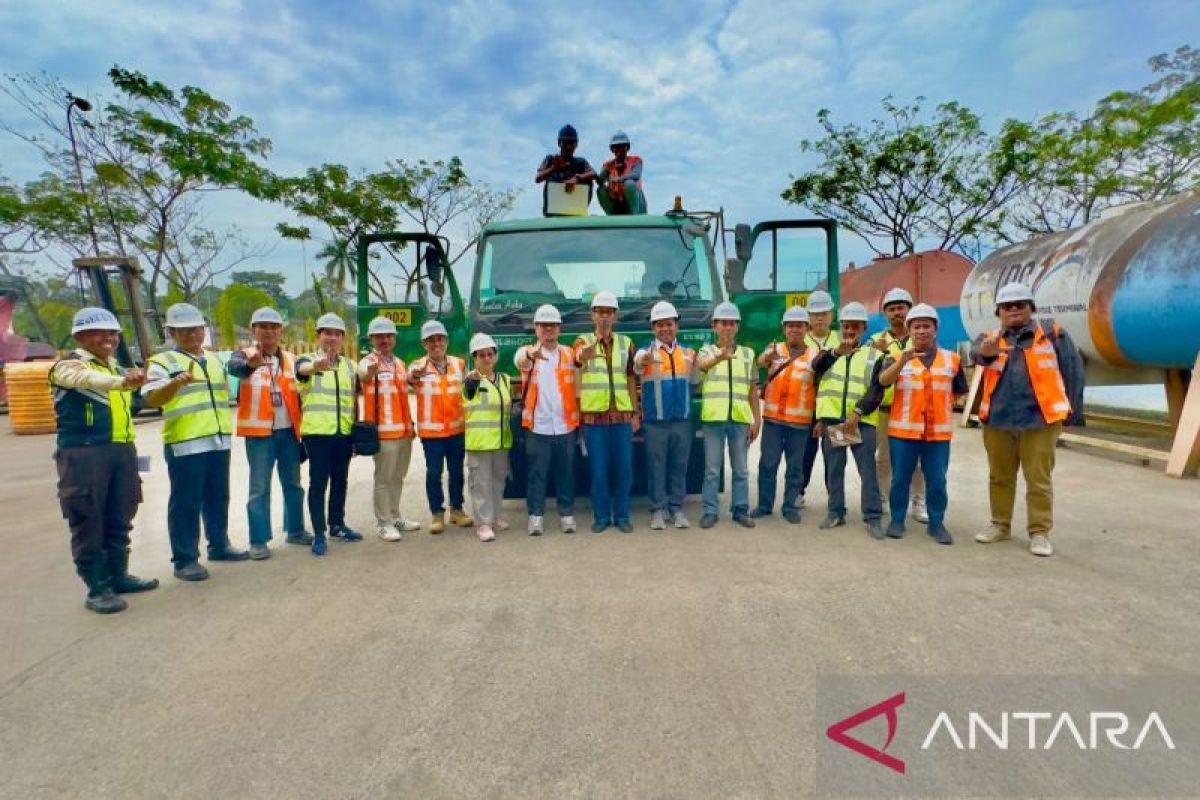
top-left (700, 345), bottom-right (754, 424)
top-left (978, 323), bottom-right (1071, 425)
top-left (871, 331), bottom-right (906, 408)
top-left (300, 355), bottom-right (355, 436)
top-left (359, 356), bottom-right (414, 439)
top-left (640, 342), bottom-right (694, 422)
top-left (578, 332), bottom-right (632, 413)
top-left (51, 356), bottom-right (134, 447)
top-left (888, 348), bottom-right (960, 441)
top-left (236, 351), bottom-right (301, 438)
top-left (520, 344), bottom-right (580, 431)
top-left (150, 350), bottom-right (232, 445)
top-left (815, 347), bottom-right (880, 426)
top-left (761, 342), bottom-right (818, 425)
top-left (415, 356), bottom-right (466, 438)
top-left (465, 373), bottom-right (513, 452)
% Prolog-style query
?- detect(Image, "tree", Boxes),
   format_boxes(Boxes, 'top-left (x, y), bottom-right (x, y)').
top-left (782, 97), bottom-right (1036, 257)
top-left (214, 283), bottom-right (272, 347)
top-left (229, 269), bottom-right (289, 306)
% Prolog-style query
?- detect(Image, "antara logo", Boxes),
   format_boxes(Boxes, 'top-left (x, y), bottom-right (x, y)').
top-left (825, 692), bottom-right (907, 774)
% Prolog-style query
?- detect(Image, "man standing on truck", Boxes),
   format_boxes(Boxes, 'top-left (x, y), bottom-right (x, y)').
top-left (516, 304), bottom-right (580, 535)
top-left (634, 301), bottom-right (696, 531)
top-left (596, 131), bottom-right (646, 215)
top-left (535, 124), bottom-right (597, 216)
top-left (697, 302), bottom-right (761, 529)
top-left (574, 291), bottom-right (638, 533)
top-left (798, 290), bottom-right (839, 508)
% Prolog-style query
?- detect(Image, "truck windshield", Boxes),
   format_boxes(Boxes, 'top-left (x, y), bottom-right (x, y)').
top-left (475, 226), bottom-right (716, 319)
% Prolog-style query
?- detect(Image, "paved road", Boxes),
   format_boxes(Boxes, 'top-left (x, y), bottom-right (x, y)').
top-left (0, 419), bottom-right (1196, 797)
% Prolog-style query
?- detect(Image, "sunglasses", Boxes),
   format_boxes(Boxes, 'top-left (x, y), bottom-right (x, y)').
top-left (999, 302), bottom-right (1028, 311)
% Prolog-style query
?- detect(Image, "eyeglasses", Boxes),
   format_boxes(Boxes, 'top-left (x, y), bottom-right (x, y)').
top-left (999, 302), bottom-right (1028, 311)
top-left (475, 350), bottom-right (497, 358)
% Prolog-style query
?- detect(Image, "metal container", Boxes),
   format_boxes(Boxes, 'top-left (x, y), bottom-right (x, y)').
top-left (833, 251), bottom-right (974, 343)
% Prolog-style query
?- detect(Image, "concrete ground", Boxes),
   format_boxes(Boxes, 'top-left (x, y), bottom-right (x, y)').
top-left (0, 417), bottom-right (1196, 798)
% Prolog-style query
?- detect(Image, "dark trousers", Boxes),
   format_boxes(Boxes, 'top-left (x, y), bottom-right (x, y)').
top-left (643, 419), bottom-right (691, 514)
top-left (800, 423), bottom-right (823, 497)
top-left (822, 423), bottom-right (883, 522)
top-left (164, 447), bottom-right (231, 567)
top-left (55, 443), bottom-right (141, 588)
top-left (889, 437), bottom-right (951, 529)
top-left (756, 419), bottom-right (810, 514)
top-left (304, 434), bottom-right (353, 534)
top-left (526, 431), bottom-right (576, 516)
top-left (421, 434), bottom-right (466, 513)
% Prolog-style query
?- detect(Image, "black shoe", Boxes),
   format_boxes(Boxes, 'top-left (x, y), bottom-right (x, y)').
top-left (330, 525), bottom-right (364, 542)
top-left (85, 589), bottom-right (127, 614)
top-left (818, 514), bottom-right (845, 530)
top-left (783, 510), bottom-right (802, 525)
top-left (617, 521), bottom-right (634, 534)
top-left (886, 521), bottom-right (906, 539)
top-left (749, 507), bottom-right (771, 519)
top-left (113, 573), bottom-right (160, 593)
top-left (249, 544), bottom-right (271, 560)
top-left (733, 512), bottom-right (756, 529)
top-left (928, 524), bottom-right (954, 545)
top-left (285, 532), bottom-right (314, 545)
top-left (700, 514), bottom-right (718, 529)
top-left (591, 521), bottom-right (610, 534)
top-left (173, 562), bottom-right (210, 582)
top-left (208, 547), bottom-right (250, 562)
top-left (867, 520), bottom-right (886, 540)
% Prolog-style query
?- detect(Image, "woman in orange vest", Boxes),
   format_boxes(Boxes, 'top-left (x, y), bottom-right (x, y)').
top-left (359, 316), bottom-right (419, 542)
top-left (877, 304), bottom-right (968, 545)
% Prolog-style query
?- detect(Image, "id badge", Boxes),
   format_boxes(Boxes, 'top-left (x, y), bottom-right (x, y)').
top-left (271, 390), bottom-right (283, 408)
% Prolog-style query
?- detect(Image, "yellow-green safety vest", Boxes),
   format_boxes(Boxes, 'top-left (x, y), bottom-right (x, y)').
top-left (806, 330), bottom-right (841, 351)
top-left (815, 347), bottom-right (880, 425)
top-left (578, 332), bottom-right (633, 413)
top-left (149, 350), bottom-right (232, 445)
top-left (870, 330), bottom-right (907, 408)
top-left (50, 355), bottom-right (135, 448)
top-left (465, 373), bottom-right (514, 452)
top-left (299, 354), bottom-right (355, 436)
top-left (700, 344), bottom-right (755, 424)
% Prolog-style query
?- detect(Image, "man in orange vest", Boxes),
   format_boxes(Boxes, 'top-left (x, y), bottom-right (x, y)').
top-left (597, 131), bottom-right (646, 215)
top-left (226, 306), bottom-right (308, 560)
top-left (877, 304), bottom-right (968, 544)
top-left (751, 305), bottom-right (818, 524)
top-left (515, 304), bottom-right (580, 535)
top-left (408, 320), bottom-right (473, 534)
top-left (971, 282), bottom-right (1085, 557)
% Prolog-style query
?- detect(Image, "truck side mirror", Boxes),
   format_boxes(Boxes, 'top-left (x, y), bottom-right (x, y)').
top-left (424, 245), bottom-right (445, 297)
top-left (725, 257), bottom-right (745, 294)
top-left (733, 224), bottom-right (753, 262)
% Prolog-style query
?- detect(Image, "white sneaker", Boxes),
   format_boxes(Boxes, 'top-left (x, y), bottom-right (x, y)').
top-left (911, 495), bottom-right (929, 524)
top-left (561, 515), bottom-right (577, 533)
top-left (478, 525), bottom-right (495, 543)
top-left (649, 511), bottom-right (666, 530)
top-left (528, 515), bottom-right (544, 536)
top-left (672, 511), bottom-right (690, 529)
top-left (1030, 535), bottom-right (1054, 557)
top-left (393, 518), bottom-right (421, 532)
top-left (495, 519), bottom-right (511, 531)
top-left (974, 526), bottom-right (1011, 544)
top-left (377, 525), bottom-right (402, 542)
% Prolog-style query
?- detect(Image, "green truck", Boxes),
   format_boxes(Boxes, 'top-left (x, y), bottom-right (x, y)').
top-left (355, 204), bottom-right (839, 496)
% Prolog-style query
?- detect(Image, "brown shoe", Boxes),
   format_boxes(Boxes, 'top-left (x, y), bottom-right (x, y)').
top-left (430, 513), bottom-right (446, 534)
top-left (449, 508), bottom-right (474, 527)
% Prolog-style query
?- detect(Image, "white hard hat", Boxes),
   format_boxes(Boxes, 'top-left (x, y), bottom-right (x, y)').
top-left (995, 282), bottom-right (1035, 306)
top-left (807, 290), bottom-right (834, 313)
top-left (165, 303), bottom-right (205, 328)
top-left (712, 301), bottom-right (741, 322)
top-left (840, 302), bottom-right (870, 323)
top-left (882, 288), bottom-right (914, 308)
top-left (71, 307), bottom-right (122, 335)
top-left (469, 332), bottom-right (498, 354)
top-left (420, 319), bottom-right (448, 340)
top-left (367, 316), bottom-right (396, 336)
top-left (590, 290), bottom-right (619, 310)
top-left (610, 130), bottom-right (630, 147)
top-left (781, 305), bottom-right (810, 324)
top-left (533, 304), bottom-right (562, 324)
top-left (315, 312), bottom-right (346, 332)
top-left (906, 303), bottom-right (939, 326)
top-left (650, 301), bottom-right (679, 322)
top-left (250, 306), bottom-right (284, 326)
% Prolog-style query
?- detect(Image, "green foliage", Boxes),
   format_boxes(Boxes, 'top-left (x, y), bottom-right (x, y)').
top-left (230, 269), bottom-right (289, 306)
top-left (214, 283), bottom-right (272, 347)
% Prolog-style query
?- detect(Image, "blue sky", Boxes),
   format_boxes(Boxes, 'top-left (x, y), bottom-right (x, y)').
top-left (1, 0), bottom-right (1197, 292)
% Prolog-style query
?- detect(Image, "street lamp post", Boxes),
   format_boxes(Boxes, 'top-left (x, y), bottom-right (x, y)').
top-left (65, 93), bottom-right (102, 258)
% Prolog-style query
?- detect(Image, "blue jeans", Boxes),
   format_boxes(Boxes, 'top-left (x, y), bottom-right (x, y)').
top-left (245, 430), bottom-right (305, 545)
top-left (702, 422), bottom-right (750, 517)
top-left (888, 437), bottom-right (950, 528)
top-left (756, 419), bottom-right (809, 514)
top-left (421, 434), bottom-right (466, 513)
top-left (584, 422), bottom-right (633, 525)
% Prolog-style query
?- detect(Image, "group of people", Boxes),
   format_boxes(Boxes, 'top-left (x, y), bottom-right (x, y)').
top-left (50, 280), bottom-right (1083, 615)
top-left (536, 124), bottom-right (646, 216)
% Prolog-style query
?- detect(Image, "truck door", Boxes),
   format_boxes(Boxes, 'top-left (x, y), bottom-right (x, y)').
top-left (355, 233), bottom-right (468, 362)
top-left (725, 219), bottom-right (839, 357)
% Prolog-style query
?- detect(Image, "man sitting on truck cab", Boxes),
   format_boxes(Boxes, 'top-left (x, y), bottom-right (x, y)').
top-left (536, 124), bottom-right (597, 217)
top-left (597, 131), bottom-right (646, 216)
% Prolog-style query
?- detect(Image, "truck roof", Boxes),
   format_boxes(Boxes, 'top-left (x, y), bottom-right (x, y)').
top-left (482, 214), bottom-right (693, 235)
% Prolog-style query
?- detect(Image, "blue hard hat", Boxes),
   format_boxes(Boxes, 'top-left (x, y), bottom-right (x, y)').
top-left (558, 124), bottom-right (578, 142)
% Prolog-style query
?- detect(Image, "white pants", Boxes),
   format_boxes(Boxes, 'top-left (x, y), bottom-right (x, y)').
top-left (468, 450), bottom-right (509, 526)
top-left (373, 438), bottom-right (414, 526)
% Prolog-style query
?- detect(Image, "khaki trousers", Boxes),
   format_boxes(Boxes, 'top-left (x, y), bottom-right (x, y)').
top-left (982, 422), bottom-right (1061, 537)
top-left (372, 437), bottom-right (414, 526)
top-left (875, 408), bottom-right (925, 498)
top-left (468, 450), bottom-right (509, 526)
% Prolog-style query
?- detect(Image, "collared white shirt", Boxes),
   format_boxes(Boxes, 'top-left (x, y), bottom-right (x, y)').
top-left (531, 344), bottom-right (570, 435)
top-left (141, 349), bottom-right (231, 457)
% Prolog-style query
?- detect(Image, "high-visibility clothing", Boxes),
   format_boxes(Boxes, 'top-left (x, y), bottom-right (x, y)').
top-left (889, 348), bottom-right (961, 441)
top-left (237, 351), bottom-right (302, 439)
top-left (465, 373), bottom-right (514, 452)
top-left (814, 347), bottom-right (881, 426)
top-left (358, 355), bottom-right (414, 439)
top-left (978, 323), bottom-right (1071, 425)
top-left (520, 345), bottom-right (580, 431)
top-left (149, 350), bottom-right (232, 445)
top-left (639, 341), bottom-right (694, 422)
top-left (806, 330), bottom-right (841, 351)
top-left (576, 332), bottom-right (633, 413)
top-left (699, 344), bottom-right (755, 424)
top-left (870, 330), bottom-right (907, 408)
top-left (299, 354), bottom-right (355, 436)
top-left (51, 354), bottom-right (134, 448)
top-left (602, 155), bottom-right (643, 202)
top-left (761, 342), bottom-right (819, 425)
top-left (414, 356), bottom-right (466, 439)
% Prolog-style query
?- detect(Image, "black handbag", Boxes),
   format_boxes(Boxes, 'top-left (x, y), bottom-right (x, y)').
top-left (351, 371), bottom-right (381, 456)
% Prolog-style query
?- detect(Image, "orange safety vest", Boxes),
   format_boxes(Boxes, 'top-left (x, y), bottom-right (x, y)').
top-left (888, 348), bottom-right (961, 442)
top-left (602, 155), bottom-right (643, 202)
top-left (761, 342), bottom-right (818, 425)
top-left (520, 344), bottom-right (580, 431)
top-left (978, 323), bottom-right (1070, 425)
top-left (359, 355), bottom-right (414, 439)
top-left (413, 356), bottom-right (466, 439)
top-left (237, 350), bottom-right (302, 439)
